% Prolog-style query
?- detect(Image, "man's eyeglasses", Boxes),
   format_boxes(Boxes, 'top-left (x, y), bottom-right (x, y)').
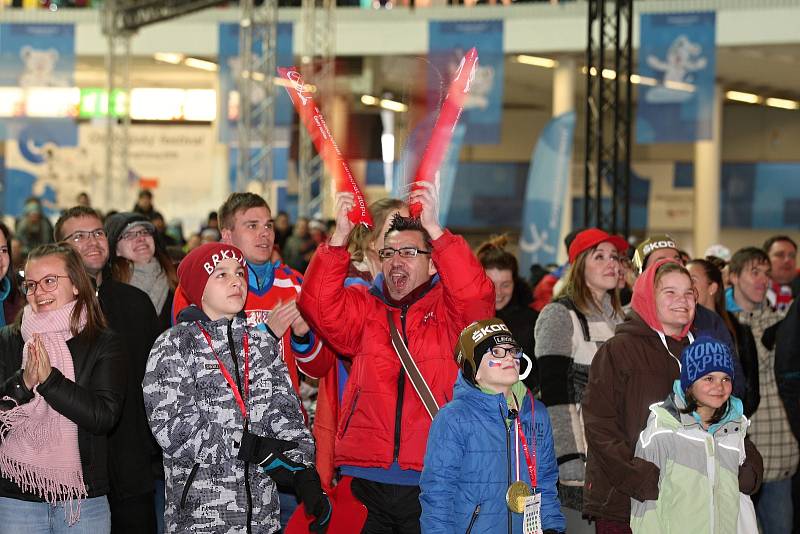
top-left (486, 346), bottom-right (523, 360)
top-left (120, 228), bottom-right (154, 241)
top-left (21, 275), bottom-right (71, 296)
top-left (63, 228), bottom-right (106, 244)
top-left (378, 247), bottom-right (432, 261)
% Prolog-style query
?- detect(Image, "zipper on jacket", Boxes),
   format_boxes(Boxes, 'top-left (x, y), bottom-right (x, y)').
top-left (226, 322), bottom-right (253, 534)
top-left (340, 388), bottom-right (361, 438)
top-left (465, 504), bottom-right (480, 534)
top-left (180, 463), bottom-right (201, 508)
top-left (392, 307), bottom-right (409, 461)
top-left (706, 436), bottom-right (716, 532)
top-left (503, 405), bottom-right (512, 534)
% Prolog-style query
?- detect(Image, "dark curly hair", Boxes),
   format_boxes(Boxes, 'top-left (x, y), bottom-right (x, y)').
top-left (384, 214), bottom-right (432, 247)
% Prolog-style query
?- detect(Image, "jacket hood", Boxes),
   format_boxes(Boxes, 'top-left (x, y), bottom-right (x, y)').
top-left (176, 304), bottom-right (246, 325)
top-left (654, 379), bottom-right (744, 435)
top-left (631, 258), bottom-right (692, 340)
top-left (452, 373), bottom-right (530, 417)
top-left (725, 286), bottom-right (743, 313)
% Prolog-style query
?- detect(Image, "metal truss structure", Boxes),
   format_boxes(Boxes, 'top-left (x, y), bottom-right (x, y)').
top-left (235, 0), bottom-right (279, 195)
top-left (101, 1), bottom-right (132, 210)
top-left (105, 0), bottom-right (227, 34)
top-left (102, 0), bottom-right (279, 206)
top-left (583, 0), bottom-right (633, 236)
top-left (297, 0), bottom-right (336, 218)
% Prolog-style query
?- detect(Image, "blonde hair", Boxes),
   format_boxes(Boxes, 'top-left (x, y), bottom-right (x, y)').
top-left (349, 198), bottom-right (406, 261)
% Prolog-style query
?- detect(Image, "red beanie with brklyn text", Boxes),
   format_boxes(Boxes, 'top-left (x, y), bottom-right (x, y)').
top-left (177, 242), bottom-right (247, 308)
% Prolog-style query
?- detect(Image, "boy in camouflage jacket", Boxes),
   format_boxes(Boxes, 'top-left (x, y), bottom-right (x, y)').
top-left (143, 243), bottom-right (330, 533)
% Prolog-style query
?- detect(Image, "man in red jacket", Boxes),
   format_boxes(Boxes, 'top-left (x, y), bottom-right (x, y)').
top-left (298, 182), bottom-right (495, 533)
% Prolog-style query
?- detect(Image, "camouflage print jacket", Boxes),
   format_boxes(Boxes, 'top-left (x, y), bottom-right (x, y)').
top-left (143, 309), bottom-right (314, 533)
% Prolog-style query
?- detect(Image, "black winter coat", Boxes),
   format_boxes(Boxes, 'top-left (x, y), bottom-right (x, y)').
top-left (0, 326), bottom-right (125, 499)
top-left (776, 298), bottom-right (800, 442)
top-left (730, 313), bottom-right (760, 417)
top-left (98, 278), bottom-right (161, 499)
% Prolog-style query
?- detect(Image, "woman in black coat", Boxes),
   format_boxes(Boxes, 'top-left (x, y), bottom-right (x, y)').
top-left (0, 244), bottom-right (124, 533)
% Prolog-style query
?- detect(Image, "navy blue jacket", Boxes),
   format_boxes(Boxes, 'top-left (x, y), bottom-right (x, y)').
top-left (420, 375), bottom-right (565, 533)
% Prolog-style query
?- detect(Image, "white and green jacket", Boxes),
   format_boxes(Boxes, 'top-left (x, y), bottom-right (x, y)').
top-left (630, 381), bottom-right (748, 534)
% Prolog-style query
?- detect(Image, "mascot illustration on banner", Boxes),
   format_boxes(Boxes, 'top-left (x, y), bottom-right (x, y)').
top-left (645, 34), bottom-right (707, 104)
top-left (18, 46), bottom-right (69, 87)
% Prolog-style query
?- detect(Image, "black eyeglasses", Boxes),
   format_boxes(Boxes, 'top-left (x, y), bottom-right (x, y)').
top-left (486, 346), bottom-right (523, 360)
top-left (63, 228), bottom-right (106, 244)
top-left (21, 275), bottom-right (71, 296)
top-left (378, 247), bottom-right (432, 260)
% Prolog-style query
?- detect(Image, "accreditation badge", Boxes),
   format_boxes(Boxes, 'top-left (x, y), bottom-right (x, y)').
top-left (523, 492), bottom-right (542, 534)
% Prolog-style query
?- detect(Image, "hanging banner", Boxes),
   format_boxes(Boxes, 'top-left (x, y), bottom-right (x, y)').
top-left (636, 12), bottom-right (716, 144)
top-left (519, 111), bottom-right (576, 270)
top-left (218, 22), bottom-right (293, 143)
top-left (0, 23), bottom-right (77, 144)
top-left (428, 20), bottom-right (503, 145)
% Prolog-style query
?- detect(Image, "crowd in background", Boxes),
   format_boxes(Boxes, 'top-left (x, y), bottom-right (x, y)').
top-left (0, 185), bottom-right (799, 534)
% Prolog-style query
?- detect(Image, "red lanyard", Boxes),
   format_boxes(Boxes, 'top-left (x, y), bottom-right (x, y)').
top-left (196, 322), bottom-right (250, 420)
top-left (513, 392), bottom-right (537, 489)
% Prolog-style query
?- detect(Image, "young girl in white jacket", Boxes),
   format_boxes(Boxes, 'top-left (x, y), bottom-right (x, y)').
top-left (631, 336), bottom-right (763, 533)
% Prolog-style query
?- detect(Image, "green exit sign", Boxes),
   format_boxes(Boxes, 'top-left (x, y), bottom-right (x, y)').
top-left (79, 88), bottom-right (127, 118)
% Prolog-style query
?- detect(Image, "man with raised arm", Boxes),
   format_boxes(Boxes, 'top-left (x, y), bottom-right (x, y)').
top-left (298, 182), bottom-right (495, 533)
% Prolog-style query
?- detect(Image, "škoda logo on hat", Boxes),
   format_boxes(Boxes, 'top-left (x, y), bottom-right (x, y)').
top-left (471, 323), bottom-right (510, 342)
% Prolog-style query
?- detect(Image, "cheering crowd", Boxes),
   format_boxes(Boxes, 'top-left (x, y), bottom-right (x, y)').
top-left (0, 184), bottom-right (798, 534)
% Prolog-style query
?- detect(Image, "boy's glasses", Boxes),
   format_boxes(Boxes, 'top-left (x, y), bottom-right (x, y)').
top-left (486, 346), bottom-right (523, 360)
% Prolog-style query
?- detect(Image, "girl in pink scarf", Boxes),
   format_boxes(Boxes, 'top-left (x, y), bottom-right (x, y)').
top-left (0, 244), bottom-right (123, 533)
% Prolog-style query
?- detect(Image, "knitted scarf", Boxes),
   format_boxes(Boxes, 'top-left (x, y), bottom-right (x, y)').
top-left (0, 301), bottom-right (87, 523)
top-left (130, 258), bottom-right (169, 314)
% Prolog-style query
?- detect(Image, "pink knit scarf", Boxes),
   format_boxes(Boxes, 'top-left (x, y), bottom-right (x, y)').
top-left (0, 301), bottom-right (87, 523)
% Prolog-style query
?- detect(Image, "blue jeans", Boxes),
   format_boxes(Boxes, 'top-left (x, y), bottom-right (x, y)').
top-left (278, 490), bottom-right (298, 530)
top-left (0, 495), bottom-right (110, 533)
top-left (756, 478), bottom-right (793, 534)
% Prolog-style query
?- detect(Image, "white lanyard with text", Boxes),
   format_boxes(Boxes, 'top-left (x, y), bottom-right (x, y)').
top-left (657, 330), bottom-right (695, 369)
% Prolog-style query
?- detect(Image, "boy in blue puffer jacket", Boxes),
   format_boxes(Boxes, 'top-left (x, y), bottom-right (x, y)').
top-left (420, 318), bottom-right (565, 534)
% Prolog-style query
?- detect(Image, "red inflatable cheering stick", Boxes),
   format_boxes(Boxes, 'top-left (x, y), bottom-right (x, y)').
top-left (408, 47), bottom-right (479, 218)
top-left (277, 67), bottom-right (373, 228)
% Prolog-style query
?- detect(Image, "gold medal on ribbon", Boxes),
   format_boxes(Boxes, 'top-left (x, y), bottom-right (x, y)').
top-left (506, 480), bottom-right (532, 514)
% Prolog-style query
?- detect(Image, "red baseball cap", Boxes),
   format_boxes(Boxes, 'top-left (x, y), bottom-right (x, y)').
top-left (568, 228), bottom-right (629, 264)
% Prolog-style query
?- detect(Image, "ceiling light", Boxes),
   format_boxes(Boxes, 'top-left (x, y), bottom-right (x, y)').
top-left (184, 57), bottom-right (218, 72)
top-left (379, 98), bottom-right (408, 113)
top-left (629, 74), bottom-right (657, 86)
top-left (725, 90), bottom-right (760, 104)
top-left (361, 94), bottom-right (407, 112)
top-left (515, 55), bottom-right (558, 69)
top-left (663, 80), bottom-right (695, 92)
top-left (765, 97), bottom-right (799, 110)
top-left (361, 94), bottom-right (379, 106)
top-left (154, 52), bottom-right (184, 65)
